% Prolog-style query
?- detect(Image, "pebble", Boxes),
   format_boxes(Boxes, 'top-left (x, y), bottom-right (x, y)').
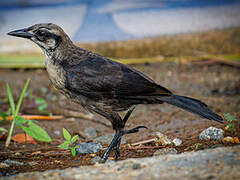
top-left (153, 148), bottom-right (177, 156)
top-left (199, 127), bottom-right (224, 141)
top-left (53, 130), bottom-right (61, 136)
top-left (4, 160), bottom-right (24, 166)
top-left (172, 138), bottom-right (182, 146)
top-left (0, 162), bottom-right (10, 168)
top-left (155, 132), bottom-right (172, 146)
top-left (76, 142), bottom-right (102, 154)
top-left (84, 127), bottom-right (98, 139)
top-left (222, 136), bottom-right (234, 143)
top-left (194, 143), bottom-right (206, 150)
top-left (234, 137), bottom-right (240, 144)
top-left (89, 156), bottom-right (102, 165)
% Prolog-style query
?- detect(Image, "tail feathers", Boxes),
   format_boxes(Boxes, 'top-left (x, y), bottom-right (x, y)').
top-left (159, 94), bottom-right (223, 123)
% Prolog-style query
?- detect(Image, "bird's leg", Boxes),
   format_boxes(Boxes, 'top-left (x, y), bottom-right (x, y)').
top-left (113, 106), bottom-right (135, 160)
top-left (101, 130), bottom-right (122, 163)
top-left (101, 107), bottom-right (147, 162)
top-left (114, 136), bottom-right (121, 160)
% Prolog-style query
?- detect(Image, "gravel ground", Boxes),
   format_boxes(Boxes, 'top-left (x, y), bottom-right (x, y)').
top-left (3, 145), bottom-right (240, 180)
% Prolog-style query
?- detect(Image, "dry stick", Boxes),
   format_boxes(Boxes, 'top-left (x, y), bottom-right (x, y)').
top-left (192, 58), bottom-right (240, 68)
top-left (0, 115), bottom-right (64, 121)
top-left (128, 146), bottom-right (165, 150)
top-left (130, 138), bottom-right (157, 146)
top-left (0, 146), bottom-right (69, 155)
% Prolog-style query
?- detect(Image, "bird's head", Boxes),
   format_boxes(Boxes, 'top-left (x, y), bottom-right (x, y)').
top-left (7, 23), bottom-right (72, 53)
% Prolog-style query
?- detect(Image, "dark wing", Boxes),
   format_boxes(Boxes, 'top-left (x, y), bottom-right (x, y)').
top-left (64, 56), bottom-right (171, 100)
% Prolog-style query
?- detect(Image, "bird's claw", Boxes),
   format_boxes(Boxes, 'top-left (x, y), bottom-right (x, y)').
top-left (123, 125), bottom-right (148, 135)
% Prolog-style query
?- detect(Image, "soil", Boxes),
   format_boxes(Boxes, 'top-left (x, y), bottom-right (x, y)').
top-left (0, 62), bottom-right (239, 176)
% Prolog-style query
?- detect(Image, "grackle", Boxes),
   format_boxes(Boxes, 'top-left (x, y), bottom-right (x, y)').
top-left (8, 23), bottom-right (223, 162)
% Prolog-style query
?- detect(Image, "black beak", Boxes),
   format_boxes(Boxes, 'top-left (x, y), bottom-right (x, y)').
top-left (7, 28), bottom-right (33, 39)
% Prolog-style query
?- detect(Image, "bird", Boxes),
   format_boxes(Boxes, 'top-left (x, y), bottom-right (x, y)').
top-left (8, 23), bottom-right (223, 162)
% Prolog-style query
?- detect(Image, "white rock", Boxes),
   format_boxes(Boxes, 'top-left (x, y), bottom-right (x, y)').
top-left (199, 127), bottom-right (224, 141)
top-left (172, 138), bottom-right (182, 146)
top-left (155, 132), bottom-right (172, 146)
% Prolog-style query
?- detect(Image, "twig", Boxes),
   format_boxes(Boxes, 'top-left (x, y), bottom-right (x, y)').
top-left (131, 138), bottom-right (157, 146)
top-left (0, 146), bottom-right (63, 155)
top-left (193, 58), bottom-right (240, 68)
top-left (128, 145), bottom-right (165, 149)
top-left (0, 115), bottom-right (64, 121)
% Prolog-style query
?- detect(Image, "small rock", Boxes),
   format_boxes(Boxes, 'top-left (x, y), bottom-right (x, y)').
top-left (0, 162), bottom-right (10, 168)
top-left (95, 134), bottom-right (126, 144)
top-left (234, 137), bottom-right (240, 144)
top-left (53, 130), bottom-right (61, 136)
top-left (89, 153), bottom-right (97, 157)
top-left (222, 136), bottom-right (234, 143)
top-left (4, 160), bottom-right (24, 166)
top-left (76, 142), bottom-right (102, 154)
top-left (90, 156), bottom-right (102, 165)
top-left (84, 127), bottom-right (98, 139)
top-left (155, 132), bottom-right (172, 146)
top-left (14, 152), bottom-right (21, 156)
top-left (0, 169), bottom-right (18, 177)
top-left (153, 148), bottom-right (177, 156)
top-left (172, 138), bottom-right (182, 146)
top-left (199, 127), bottom-right (224, 141)
top-left (194, 143), bottom-right (206, 150)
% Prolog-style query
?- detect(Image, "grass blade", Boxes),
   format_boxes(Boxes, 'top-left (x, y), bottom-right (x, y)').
top-left (6, 83), bottom-right (15, 115)
top-left (15, 78), bottom-right (30, 115)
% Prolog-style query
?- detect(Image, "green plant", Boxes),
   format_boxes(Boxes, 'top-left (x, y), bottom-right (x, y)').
top-left (0, 111), bottom-right (9, 122)
top-left (5, 79), bottom-right (52, 147)
top-left (35, 97), bottom-right (48, 112)
top-left (224, 113), bottom-right (237, 131)
top-left (224, 113), bottom-right (240, 137)
top-left (59, 128), bottom-right (79, 156)
top-left (0, 127), bottom-right (8, 133)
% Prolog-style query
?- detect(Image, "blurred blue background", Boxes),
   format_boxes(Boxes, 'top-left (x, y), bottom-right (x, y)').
top-left (0, 0), bottom-right (240, 53)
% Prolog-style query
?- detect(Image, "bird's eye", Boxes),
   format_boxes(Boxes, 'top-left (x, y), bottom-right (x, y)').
top-left (37, 30), bottom-right (46, 36)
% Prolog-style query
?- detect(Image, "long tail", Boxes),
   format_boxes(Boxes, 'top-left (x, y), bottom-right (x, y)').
top-left (159, 94), bottom-right (223, 123)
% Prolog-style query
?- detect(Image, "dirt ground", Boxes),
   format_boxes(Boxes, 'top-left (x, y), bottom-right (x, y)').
top-left (0, 62), bottom-right (239, 176)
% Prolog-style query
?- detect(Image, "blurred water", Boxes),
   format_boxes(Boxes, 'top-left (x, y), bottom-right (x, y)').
top-left (0, 0), bottom-right (240, 51)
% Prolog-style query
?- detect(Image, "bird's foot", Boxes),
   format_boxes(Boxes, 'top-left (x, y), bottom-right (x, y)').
top-left (101, 126), bottom-right (147, 163)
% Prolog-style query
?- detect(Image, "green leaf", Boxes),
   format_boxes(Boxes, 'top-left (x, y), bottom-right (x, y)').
top-left (38, 103), bottom-right (48, 111)
top-left (224, 113), bottom-right (237, 122)
top-left (71, 135), bottom-right (79, 143)
top-left (6, 83), bottom-right (15, 115)
top-left (0, 112), bottom-right (8, 122)
top-left (0, 127), bottom-right (8, 132)
top-left (71, 148), bottom-right (76, 156)
top-left (15, 78), bottom-right (30, 115)
top-left (62, 128), bottom-right (71, 141)
top-left (20, 122), bottom-right (52, 142)
top-left (50, 95), bottom-right (57, 101)
top-left (15, 116), bottom-right (27, 125)
top-left (40, 87), bottom-right (48, 94)
top-left (226, 123), bottom-right (234, 130)
top-left (35, 98), bottom-right (46, 104)
top-left (58, 142), bottom-right (70, 149)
